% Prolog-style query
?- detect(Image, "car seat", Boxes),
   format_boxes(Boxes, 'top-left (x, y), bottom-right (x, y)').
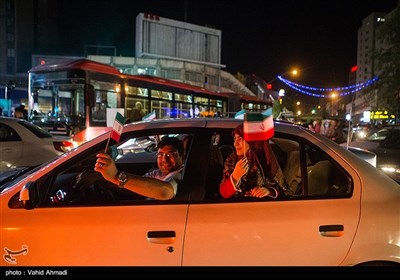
top-left (283, 150), bottom-right (302, 194)
top-left (307, 160), bottom-right (333, 195)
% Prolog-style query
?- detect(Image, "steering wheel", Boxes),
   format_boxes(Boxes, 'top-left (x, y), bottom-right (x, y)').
top-left (145, 143), bottom-right (157, 153)
top-left (73, 170), bottom-right (116, 201)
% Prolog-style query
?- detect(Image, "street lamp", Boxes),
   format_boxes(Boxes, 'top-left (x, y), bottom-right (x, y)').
top-left (331, 92), bottom-right (337, 116)
top-left (267, 68), bottom-right (298, 85)
top-left (266, 69), bottom-right (298, 118)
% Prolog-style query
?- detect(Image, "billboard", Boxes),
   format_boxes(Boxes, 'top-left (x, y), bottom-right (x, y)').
top-left (136, 13), bottom-right (223, 67)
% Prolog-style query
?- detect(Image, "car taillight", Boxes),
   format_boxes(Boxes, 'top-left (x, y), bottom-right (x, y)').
top-left (53, 141), bottom-right (74, 153)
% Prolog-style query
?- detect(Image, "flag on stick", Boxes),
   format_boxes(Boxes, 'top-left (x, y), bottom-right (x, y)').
top-left (234, 109), bottom-right (247, 120)
top-left (243, 108), bottom-right (274, 141)
top-left (142, 110), bottom-right (156, 121)
top-left (104, 112), bottom-right (126, 153)
top-left (110, 112), bottom-right (126, 142)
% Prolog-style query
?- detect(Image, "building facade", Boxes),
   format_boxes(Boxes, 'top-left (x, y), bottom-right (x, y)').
top-left (0, 1), bottom-right (257, 117)
top-left (349, 5), bottom-right (399, 124)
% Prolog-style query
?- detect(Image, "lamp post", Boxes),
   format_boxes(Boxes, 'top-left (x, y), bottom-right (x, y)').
top-left (331, 92), bottom-right (337, 116)
top-left (266, 69), bottom-right (298, 85)
top-left (5, 81), bottom-right (15, 100)
top-left (265, 69), bottom-right (298, 102)
top-left (265, 69), bottom-right (298, 118)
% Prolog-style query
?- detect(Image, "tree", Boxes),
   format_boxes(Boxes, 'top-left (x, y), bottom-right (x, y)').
top-left (373, 6), bottom-right (400, 122)
top-left (272, 99), bottom-right (282, 118)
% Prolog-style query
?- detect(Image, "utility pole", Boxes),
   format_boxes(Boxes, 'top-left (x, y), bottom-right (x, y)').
top-left (184, 0), bottom-right (188, 22)
top-left (5, 81), bottom-right (15, 99)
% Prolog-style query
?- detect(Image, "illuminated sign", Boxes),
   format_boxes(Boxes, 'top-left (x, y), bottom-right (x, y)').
top-left (370, 110), bottom-right (395, 120)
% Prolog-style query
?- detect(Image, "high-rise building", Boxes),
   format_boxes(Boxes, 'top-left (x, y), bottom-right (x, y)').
top-left (352, 12), bottom-right (387, 121)
top-left (351, 2), bottom-right (399, 125)
top-left (0, 0), bottom-right (59, 107)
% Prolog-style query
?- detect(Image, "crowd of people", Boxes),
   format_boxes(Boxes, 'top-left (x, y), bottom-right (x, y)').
top-left (0, 104), bottom-right (29, 120)
top-left (306, 119), bottom-right (346, 144)
top-left (13, 104), bottom-right (29, 120)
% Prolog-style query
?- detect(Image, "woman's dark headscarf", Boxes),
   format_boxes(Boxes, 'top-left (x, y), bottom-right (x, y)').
top-left (232, 123), bottom-right (280, 179)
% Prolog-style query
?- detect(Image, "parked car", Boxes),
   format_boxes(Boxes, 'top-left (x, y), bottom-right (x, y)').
top-left (0, 117), bottom-right (75, 172)
top-left (1, 118), bottom-right (399, 266)
top-left (345, 125), bottom-right (400, 183)
top-left (30, 111), bottom-right (73, 136)
top-left (342, 146), bottom-right (377, 167)
top-left (350, 123), bottom-right (372, 140)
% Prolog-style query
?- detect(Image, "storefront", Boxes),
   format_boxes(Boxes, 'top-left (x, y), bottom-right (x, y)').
top-left (370, 109), bottom-right (397, 125)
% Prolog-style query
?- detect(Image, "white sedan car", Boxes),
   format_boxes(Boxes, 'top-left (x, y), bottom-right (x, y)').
top-left (0, 117), bottom-right (74, 172)
top-left (1, 118), bottom-right (399, 266)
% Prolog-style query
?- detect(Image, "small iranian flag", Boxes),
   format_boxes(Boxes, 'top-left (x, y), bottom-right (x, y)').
top-left (142, 110), bottom-right (156, 121)
top-left (234, 109), bottom-right (247, 120)
top-left (110, 112), bottom-right (126, 142)
top-left (243, 108), bottom-right (274, 141)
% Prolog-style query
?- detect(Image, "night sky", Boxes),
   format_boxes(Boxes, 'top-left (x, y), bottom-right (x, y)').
top-left (52, 0), bottom-right (398, 89)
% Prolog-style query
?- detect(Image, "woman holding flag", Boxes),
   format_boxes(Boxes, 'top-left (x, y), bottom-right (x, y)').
top-left (219, 122), bottom-right (284, 199)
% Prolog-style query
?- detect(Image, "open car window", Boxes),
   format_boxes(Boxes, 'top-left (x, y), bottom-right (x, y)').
top-left (21, 132), bottom-right (194, 208)
top-left (203, 131), bottom-right (353, 202)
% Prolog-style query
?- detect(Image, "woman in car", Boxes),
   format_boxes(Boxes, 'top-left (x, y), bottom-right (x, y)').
top-left (219, 123), bottom-right (284, 199)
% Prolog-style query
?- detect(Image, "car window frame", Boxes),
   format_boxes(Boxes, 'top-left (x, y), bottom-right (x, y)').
top-left (10, 127), bottom-right (201, 208)
top-left (200, 130), bottom-right (354, 203)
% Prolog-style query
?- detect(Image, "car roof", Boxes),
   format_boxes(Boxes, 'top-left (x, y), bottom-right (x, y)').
top-left (121, 117), bottom-right (302, 133)
top-left (115, 117), bottom-right (377, 166)
top-left (0, 116), bottom-right (22, 122)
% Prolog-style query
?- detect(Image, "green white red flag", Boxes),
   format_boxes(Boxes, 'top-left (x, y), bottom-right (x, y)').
top-left (243, 108), bottom-right (274, 141)
top-left (234, 109), bottom-right (246, 120)
top-left (110, 112), bottom-right (126, 142)
top-left (142, 110), bottom-right (156, 121)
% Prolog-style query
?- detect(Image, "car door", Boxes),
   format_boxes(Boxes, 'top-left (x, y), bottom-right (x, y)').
top-left (2, 203), bottom-right (188, 266)
top-left (1, 132), bottom-right (192, 266)
top-left (182, 134), bottom-right (361, 266)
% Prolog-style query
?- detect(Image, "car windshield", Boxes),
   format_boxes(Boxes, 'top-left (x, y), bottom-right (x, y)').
top-left (366, 128), bottom-right (391, 141)
top-left (366, 127), bottom-right (400, 144)
top-left (380, 129), bottom-right (400, 149)
top-left (0, 166), bottom-right (38, 193)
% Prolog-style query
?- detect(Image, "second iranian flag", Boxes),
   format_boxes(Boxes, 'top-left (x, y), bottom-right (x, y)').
top-left (243, 108), bottom-right (274, 141)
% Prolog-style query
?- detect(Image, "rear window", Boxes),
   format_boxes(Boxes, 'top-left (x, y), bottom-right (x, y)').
top-left (18, 120), bottom-right (53, 138)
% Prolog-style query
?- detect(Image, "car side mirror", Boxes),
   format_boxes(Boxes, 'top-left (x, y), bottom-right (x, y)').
top-left (19, 181), bottom-right (39, 210)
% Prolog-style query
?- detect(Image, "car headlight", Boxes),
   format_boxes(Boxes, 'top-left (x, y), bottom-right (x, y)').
top-left (380, 165), bottom-right (400, 174)
top-left (357, 131), bottom-right (367, 138)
